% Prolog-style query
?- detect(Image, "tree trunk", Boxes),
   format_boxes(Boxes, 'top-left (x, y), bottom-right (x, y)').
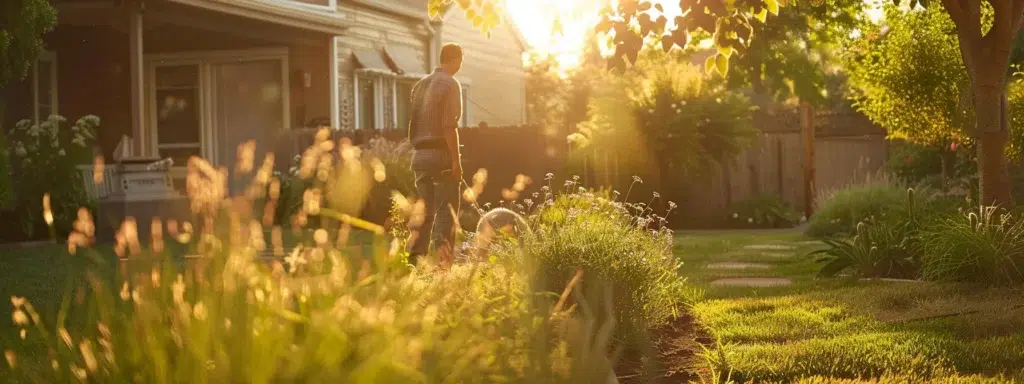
top-left (974, 86), bottom-right (1013, 207)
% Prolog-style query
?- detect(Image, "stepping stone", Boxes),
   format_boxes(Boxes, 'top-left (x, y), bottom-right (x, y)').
top-left (705, 262), bottom-right (771, 270)
top-left (859, 278), bottom-right (922, 283)
top-left (743, 244), bottom-right (795, 251)
top-left (710, 277), bottom-right (792, 287)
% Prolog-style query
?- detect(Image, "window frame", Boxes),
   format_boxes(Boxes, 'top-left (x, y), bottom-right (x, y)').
top-left (32, 51), bottom-right (59, 126)
top-left (266, 0), bottom-right (337, 13)
top-left (460, 84), bottom-right (471, 128)
top-left (145, 48), bottom-right (291, 164)
top-left (393, 78), bottom-right (416, 131)
top-left (353, 69), bottom-right (392, 130)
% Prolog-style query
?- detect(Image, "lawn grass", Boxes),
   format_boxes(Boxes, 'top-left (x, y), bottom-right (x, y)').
top-left (0, 228), bottom-right (381, 346)
top-left (674, 230), bottom-right (1024, 383)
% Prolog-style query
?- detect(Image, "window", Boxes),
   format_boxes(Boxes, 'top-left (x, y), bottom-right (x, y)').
top-left (356, 75), bottom-right (376, 129)
top-left (154, 65), bottom-right (202, 165)
top-left (395, 80), bottom-right (414, 130)
top-left (32, 52), bottom-right (58, 125)
top-left (147, 50), bottom-right (289, 167)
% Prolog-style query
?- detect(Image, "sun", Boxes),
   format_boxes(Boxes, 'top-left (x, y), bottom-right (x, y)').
top-left (504, 0), bottom-right (610, 72)
top-left (504, 0), bottom-right (686, 72)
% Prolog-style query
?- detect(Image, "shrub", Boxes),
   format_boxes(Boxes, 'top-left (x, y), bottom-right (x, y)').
top-left (727, 194), bottom-right (801, 229)
top-left (0, 127), bottom-right (12, 209)
top-left (5, 115), bottom-right (98, 238)
top-left (4, 135), bottom-right (624, 383)
top-left (498, 183), bottom-right (697, 339)
top-left (812, 188), bottom-right (926, 279)
top-left (807, 175), bottom-right (914, 238)
top-left (918, 206), bottom-right (1024, 287)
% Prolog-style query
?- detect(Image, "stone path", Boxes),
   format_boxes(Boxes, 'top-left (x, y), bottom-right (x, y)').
top-left (705, 242), bottom-right (803, 288)
top-left (710, 277), bottom-right (792, 287)
top-left (705, 262), bottom-right (771, 270)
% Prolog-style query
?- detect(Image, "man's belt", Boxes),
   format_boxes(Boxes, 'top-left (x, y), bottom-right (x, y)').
top-left (412, 138), bottom-right (448, 151)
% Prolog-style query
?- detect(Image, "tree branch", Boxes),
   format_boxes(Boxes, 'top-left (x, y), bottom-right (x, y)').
top-left (943, 0), bottom-right (983, 42)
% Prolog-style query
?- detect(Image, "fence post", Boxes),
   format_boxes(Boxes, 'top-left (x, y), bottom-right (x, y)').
top-left (801, 101), bottom-right (816, 217)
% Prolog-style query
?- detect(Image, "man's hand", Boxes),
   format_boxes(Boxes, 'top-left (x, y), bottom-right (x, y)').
top-left (451, 162), bottom-right (463, 181)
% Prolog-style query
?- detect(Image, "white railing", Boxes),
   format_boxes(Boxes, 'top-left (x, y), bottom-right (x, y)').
top-left (76, 164), bottom-right (120, 200)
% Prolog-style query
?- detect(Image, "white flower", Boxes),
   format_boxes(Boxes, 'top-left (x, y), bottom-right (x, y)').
top-left (747, 218), bottom-right (754, 223)
top-left (58, 149), bottom-right (66, 156)
top-left (732, 213), bottom-right (739, 219)
top-left (14, 145), bottom-right (26, 158)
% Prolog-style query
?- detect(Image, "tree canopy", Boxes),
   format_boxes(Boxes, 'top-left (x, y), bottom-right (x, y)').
top-left (844, 5), bottom-right (973, 146)
top-left (0, 0), bottom-right (57, 87)
top-left (725, 0), bottom-right (864, 106)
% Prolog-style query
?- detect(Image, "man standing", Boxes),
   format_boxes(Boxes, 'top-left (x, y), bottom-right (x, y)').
top-left (406, 43), bottom-right (465, 269)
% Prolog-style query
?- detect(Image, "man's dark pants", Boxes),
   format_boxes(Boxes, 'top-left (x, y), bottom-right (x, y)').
top-left (407, 168), bottom-right (461, 266)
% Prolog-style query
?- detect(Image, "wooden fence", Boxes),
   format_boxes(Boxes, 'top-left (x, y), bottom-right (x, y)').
top-left (573, 111), bottom-right (891, 227)
top-left (271, 113), bottom-right (888, 228)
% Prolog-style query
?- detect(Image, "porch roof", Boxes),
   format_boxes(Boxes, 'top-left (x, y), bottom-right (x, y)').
top-left (164, 0), bottom-right (352, 35)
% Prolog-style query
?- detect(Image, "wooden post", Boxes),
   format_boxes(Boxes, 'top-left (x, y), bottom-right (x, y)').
top-left (128, 0), bottom-right (146, 157)
top-left (801, 101), bottom-right (816, 217)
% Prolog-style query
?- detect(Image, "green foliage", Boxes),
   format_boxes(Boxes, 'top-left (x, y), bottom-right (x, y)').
top-left (726, 194), bottom-right (801, 229)
top-left (4, 138), bottom-right (628, 384)
top-left (497, 184), bottom-right (697, 339)
top-left (812, 220), bottom-right (919, 280)
top-left (577, 53), bottom-right (755, 187)
top-left (725, 0), bottom-right (865, 106)
top-left (887, 140), bottom-right (977, 191)
top-left (812, 188), bottom-right (927, 279)
top-left (844, 5), bottom-right (974, 146)
top-left (5, 115), bottom-right (98, 238)
top-left (918, 206), bottom-right (1024, 287)
top-left (0, 127), bottom-right (12, 209)
top-left (0, 0), bottom-right (57, 87)
top-left (806, 180), bottom-right (912, 238)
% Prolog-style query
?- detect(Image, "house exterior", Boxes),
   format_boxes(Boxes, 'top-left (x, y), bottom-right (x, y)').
top-left (4, 0), bottom-right (528, 178)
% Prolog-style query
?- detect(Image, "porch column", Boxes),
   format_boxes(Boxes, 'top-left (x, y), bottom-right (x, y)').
top-left (128, 0), bottom-right (146, 157)
top-left (329, 36), bottom-right (340, 130)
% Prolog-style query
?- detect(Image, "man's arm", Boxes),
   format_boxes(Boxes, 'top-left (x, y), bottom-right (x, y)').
top-left (442, 82), bottom-right (463, 178)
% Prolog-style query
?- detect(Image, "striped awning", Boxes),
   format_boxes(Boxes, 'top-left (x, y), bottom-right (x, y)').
top-left (384, 45), bottom-right (427, 77)
top-left (352, 48), bottom-right (392, 72)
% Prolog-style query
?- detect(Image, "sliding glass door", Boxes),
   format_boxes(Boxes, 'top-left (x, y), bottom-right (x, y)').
top-left (148, 49), bottom-right (288, 191)
top-left (211, 59), bottom-right (284, 193)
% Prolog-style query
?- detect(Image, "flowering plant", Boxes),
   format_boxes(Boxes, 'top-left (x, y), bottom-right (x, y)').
top-left (5, 115), bottom-right (98, 238)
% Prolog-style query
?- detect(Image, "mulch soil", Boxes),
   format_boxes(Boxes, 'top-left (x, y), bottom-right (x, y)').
top-left (616, 311), bottom-right (713, 383)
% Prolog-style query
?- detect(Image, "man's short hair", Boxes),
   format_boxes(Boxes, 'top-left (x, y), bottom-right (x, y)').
top-left (440, 43), bottom-right (464, 64)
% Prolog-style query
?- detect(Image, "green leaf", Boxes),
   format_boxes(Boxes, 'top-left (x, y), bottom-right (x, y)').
top-left (754, 8), bottom-right (768, 23)
top-left (765, 0), bottom-right (779, 15)
top-left (705, 55), bottom-right (716, 74)
top-left (715, 53), bottom-right (729, 76)
top-left (718, 45), bottom-right (734, 58)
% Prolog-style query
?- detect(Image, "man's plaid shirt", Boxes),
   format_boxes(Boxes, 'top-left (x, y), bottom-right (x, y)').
top-left (408, 67), bottom-right (463, 171)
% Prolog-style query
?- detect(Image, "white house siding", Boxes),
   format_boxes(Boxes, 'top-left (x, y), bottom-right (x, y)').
top-left (334, 3), bottom-right (430, 130)
top-left (331, 2), bottom-right (526, 130)
top-left (440, 10), bottom-right (526, 127)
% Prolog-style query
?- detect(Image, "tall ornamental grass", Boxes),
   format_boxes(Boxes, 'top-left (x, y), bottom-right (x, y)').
top-left (3, 130), bottom-right (626, 383)
top-left (489, 176), bottom-right (700, 341)
top-left (919, 206), bottom-right (1024, 287)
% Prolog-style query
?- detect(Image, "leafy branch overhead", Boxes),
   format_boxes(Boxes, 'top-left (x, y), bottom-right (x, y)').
top-left (428, 0), bottom-right (787, 76)
top-left (595, 0), bottom-right (785, 75)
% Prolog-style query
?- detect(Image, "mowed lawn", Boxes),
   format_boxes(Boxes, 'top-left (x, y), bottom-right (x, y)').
top-left (673, 231), bottom-right (1024, 383)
